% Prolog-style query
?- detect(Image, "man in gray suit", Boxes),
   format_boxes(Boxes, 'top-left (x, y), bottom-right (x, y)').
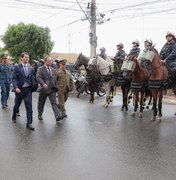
top-left (36, 55), bottom-right (64, 122)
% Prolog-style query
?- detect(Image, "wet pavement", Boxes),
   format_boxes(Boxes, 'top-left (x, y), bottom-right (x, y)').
top-left (1, 92), bottom-right (176, 180)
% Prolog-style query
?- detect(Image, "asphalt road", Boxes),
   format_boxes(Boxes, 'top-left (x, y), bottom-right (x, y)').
top-left (1, 92), bottom-right (176, 180)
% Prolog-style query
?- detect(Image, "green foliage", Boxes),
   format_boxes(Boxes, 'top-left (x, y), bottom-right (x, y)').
top-left (2, 22), bottom-right (54, 63)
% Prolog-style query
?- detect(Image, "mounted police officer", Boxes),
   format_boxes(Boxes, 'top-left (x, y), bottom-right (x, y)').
top-left (0, 54), bottom-right (13, 109)
top-left (128, 40), bottom-right (140, 58)
top-left (99, 47), bottom-right (107, 60)
top-left (138, 39), bottom-right (154, 64)
top-left (159, 32), bottom-right (176, 68)
top-left (113, 43), bottom-right (126, 71)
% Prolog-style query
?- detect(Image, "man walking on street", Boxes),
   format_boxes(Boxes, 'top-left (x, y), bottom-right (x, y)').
top-left (12, 52), bottom-right (35, 131)
top-left (56, 59), bottom-right (74, 118)
top-left (36, 56), bottom-right (64, 122)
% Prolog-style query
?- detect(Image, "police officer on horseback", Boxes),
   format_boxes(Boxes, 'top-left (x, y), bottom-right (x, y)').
top-left (113, 43), bottom-right (126, 70)
top-left (99, 47), bottom-right (107, 60)
top-left (128, 40), bottom-right (140, 58)
top-left (138, 39), bottom-right (154, 63)
top-left (159, 32), bottom-right (176, 68)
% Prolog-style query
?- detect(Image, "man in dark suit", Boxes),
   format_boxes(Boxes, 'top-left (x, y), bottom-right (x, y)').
top-left (36, 56), bottom-right (63, 123)
top-left (12, 52), bottom-right (35, 131)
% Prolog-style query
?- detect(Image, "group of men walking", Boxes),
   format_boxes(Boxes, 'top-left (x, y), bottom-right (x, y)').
top-left (0, 52), bottom-right (74, 131)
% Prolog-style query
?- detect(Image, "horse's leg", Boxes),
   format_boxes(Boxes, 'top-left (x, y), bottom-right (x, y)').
top-left (121, 85), bottom-right (125, 111)
top-left (124, 83), bottom-right (131, 111)
top-left (156, 91), bottom-right (163, 122)
top-left (131, 92), bottom-right (138, 116)
top-left (151, 91), bottom-right (157, 121)
top-left (110, 86), bottom-right (114, 101)
top-left (146, 91), bottom-right (152, 109)
top-left (139, 91), bottom-right (144, 117)
top-left (89, 83), bottom-right (94, 104)
top-left (104, 82), bottom-right (111, 108)
top-left (128, 91), bottom-right (133, 105)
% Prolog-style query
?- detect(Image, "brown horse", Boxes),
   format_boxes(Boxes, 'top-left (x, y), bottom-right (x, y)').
top-left (124, 56), bottom-right (151, 117)
top-left (140, 48), bottom-right (168, 122)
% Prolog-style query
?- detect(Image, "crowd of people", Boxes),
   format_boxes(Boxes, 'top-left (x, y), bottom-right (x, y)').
top-left (1, 31), bottom-right (176, 131)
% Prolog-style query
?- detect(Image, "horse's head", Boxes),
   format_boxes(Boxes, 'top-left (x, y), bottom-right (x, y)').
top-left (140, 59), bottom-right (152, 71)
top-left (74, 53), bottom-right (90, 70)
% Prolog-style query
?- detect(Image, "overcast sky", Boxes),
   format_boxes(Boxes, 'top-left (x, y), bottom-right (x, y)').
top-left (0, 0), bottom-right (176, 57)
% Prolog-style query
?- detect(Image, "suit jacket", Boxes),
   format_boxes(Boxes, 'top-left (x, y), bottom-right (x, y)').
top-left (12, 64), bottom-right (34, 90)
top-left (36, 65), bottom-right (57, 94)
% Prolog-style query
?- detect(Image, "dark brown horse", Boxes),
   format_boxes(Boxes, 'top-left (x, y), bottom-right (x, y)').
top-left (74, 53), bottom-right (101, 103)
top-left (124, 56), bottom-right (151, 117)
top-left (140, 48), bottom-right (168, 122)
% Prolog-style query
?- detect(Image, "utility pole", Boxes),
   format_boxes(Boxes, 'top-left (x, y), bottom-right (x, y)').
top-left (89, 0), bottom-right (97, 58)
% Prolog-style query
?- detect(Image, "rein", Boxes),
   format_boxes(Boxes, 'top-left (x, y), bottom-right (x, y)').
top-left (152, 63), bottom-right (163, 71)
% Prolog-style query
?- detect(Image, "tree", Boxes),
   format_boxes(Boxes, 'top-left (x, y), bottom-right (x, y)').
top-left (2, 22), bottom-right (54, 63)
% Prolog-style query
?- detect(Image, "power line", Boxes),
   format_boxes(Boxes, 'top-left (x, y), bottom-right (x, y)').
top-left (75, 0), bottom-right (91, 23)
top-left (51, 18), bottom-right (82, 32)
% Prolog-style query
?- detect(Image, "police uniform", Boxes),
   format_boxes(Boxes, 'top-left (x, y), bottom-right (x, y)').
top-left (0, 55), bottom-right (13, 108)
top-left (112, 49), bottom-right (126, 72)
top-left (128, 47), bottom-right (140, 58)
top-left (99, 52), bottom-right (107, 60)
top-left (159, 41), bottom-right (176, 67)
top-left (56, 59), bottom-right (74, 117)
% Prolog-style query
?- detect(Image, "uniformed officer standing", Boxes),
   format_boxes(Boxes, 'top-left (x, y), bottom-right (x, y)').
top-left (0, 54), bottom-right (13, 109)
top-left (56, 59), bottom-right (74, 118)
top-left (159, 32), bottom-right (176, 68)
top-left (128, 40), bottom-right (140, 58)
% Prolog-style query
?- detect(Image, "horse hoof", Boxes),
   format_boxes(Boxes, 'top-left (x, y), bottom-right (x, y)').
top-left (130, 112), bottom-right (135, 116)
top-left (138, 113), bottom-right (143, 118)
top-left (104, 104), bottom-right (108, 108)
top-left (150, 117), bottom-right (155, 121)
top-left (146, 106), bottom-right (149, 109)
top-left (156, 117), bottom-right (162, 122)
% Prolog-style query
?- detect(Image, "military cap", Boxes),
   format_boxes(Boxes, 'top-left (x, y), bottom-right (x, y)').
top-left (58, 59), bottom-right (67, 64)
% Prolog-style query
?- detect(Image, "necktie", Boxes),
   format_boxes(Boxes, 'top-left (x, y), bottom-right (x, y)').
top-left (47, 67), bottom-right (51, 76)
top-left (24, 65), bottom-right (28, 76)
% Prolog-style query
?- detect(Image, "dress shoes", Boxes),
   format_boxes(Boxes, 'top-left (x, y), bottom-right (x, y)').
top-left (26, 124), bottom-right (35, 131)
top-left (38, 115), bottom-right (43, 120)
top-left (56, 115), bottom-right (64, 122)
